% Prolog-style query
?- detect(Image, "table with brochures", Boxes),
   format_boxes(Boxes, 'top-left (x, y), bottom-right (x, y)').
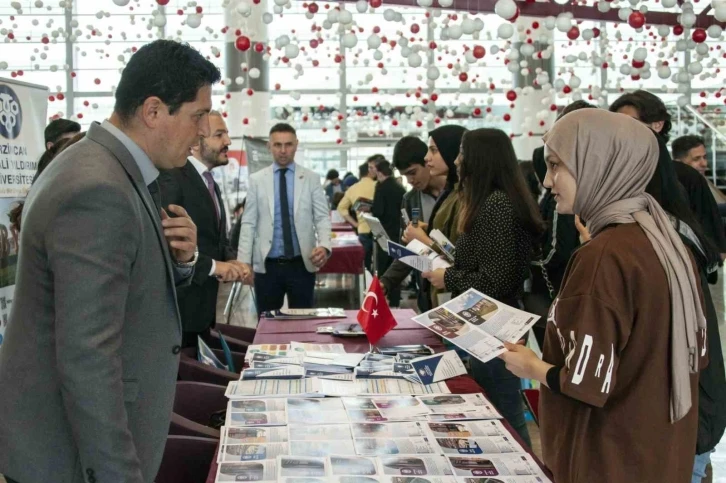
top-left (205, 310), bottom-right (553, 483)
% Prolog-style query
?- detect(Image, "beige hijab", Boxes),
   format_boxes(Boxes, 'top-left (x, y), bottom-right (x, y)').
top-left (543, 109), bottom-right (705, 423)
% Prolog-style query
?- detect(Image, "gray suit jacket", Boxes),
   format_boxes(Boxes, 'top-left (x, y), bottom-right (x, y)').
top-left (0, 123), bottom-right (189, 483)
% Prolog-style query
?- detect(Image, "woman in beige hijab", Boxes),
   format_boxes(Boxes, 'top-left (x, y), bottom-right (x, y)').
top-left (500, 109), bottom-right (706, 483)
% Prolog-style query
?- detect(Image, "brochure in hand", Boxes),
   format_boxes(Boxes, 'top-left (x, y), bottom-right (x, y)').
top-left (387, 239), bottom-right (451, 273)
top-left (412, 289), bottom-right (539, 364)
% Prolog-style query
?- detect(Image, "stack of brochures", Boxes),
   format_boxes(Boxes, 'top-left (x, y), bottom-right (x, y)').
top-left (214, 392), bottom-right (553, 483)
top-left (262, 308), bottom-right (348, 320)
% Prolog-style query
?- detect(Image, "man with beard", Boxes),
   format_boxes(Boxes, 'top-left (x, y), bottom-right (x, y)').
top-left (159, 110), bottom-right (246, 347)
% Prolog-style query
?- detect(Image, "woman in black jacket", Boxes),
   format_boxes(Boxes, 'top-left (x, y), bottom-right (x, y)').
top-left (423, 128), bottom-right (545, 445)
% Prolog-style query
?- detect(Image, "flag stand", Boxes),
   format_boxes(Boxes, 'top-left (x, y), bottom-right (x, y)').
top-left (369, 233), bottom-right (381, 356)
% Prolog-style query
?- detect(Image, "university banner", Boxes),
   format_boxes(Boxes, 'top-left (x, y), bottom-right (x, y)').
top-left (243, 135), bottom-right (274, 175)
top-left (0, 77), bottom-right (49, 345)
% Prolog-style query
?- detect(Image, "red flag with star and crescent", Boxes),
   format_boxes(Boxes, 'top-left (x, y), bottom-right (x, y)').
top-left (357, 276), bottom-right (397, 345)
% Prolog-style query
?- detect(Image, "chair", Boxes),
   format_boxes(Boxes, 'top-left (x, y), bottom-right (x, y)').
top-left (170, 381), bottom-right (227, 439)
top-left (155, 435), bottom-right (218, 483)
top-left (521, 388), bottom-right (540, 425)
top-left (178, 347), bottom-right (240, 386)
top-left (207, 325), bottom-right (253, 354)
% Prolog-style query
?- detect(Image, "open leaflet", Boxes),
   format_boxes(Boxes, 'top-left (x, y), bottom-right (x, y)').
top-left (387, 239), bottom-right (451, 273)
top-left (412, 289), bottom-right (539, 364)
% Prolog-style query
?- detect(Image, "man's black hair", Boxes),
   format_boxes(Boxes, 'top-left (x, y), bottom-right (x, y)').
top-left (376, 160), bottom-right (393, 177)
top-left (672, 135), bottom-right (706, 161)
top-left (392, 136), bottom-right (427, 172)
top-left (114, 40), bottom-right (221, 121)
top-left (270, 123), bottom-right (297, 136)
top-left (44, 119), bottom-right (80, 145)
top-left (358, 162), bottom-right (369, 178)
top-left (326, 169), bottom-right (340, 181)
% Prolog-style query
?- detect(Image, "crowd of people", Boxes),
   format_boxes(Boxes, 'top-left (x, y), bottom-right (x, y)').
top-left (0, 38), bottom-right (724, 483)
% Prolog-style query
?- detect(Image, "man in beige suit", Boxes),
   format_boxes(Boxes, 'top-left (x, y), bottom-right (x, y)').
top-left (238, 123), bottom-right (332, 313)
top-left (0, 40), bottom-right (219, 483)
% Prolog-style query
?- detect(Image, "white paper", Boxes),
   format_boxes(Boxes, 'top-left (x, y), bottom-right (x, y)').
top-left (434, 435), bottom-right (524, 455)
top-left (215, 460), bottom-right (277, 482)
top-left (228, 399), bottom-right (287, 413)
top-left (413, 289), bottom-right (539, 364)
top-left (245, 344), bottom-right (294, 362)
top-left (343, 397), bottom-right (431, 422)
top-left (318, 379), bottom-right (451, 397)
top-left (218, 442), bottom-right (289, 462)
top-left (329, 455), bottom-right (380, 476)
top-left (287, 398), bottom-right (349, 424)
top-left (417, 394), bottom-right (493, 414)
top-left (227, 411), bottom-right (287, 427)
top-left (305, 352), bottom-right (367, 368)
top-left (426, 420), bottom-right (512, 439)
top-left (377, 454), bottom-right (454, 476)
top-left (223, 426), bottom-right (289, 445)
top-left (446, 454), bottom-right (548, 479)
top-left (278, 456), bottom-right (329, 478)
top-left (354, 437), bottom-right (437, 455)
top-left (350, 422), bottom-right (429, 439)
top-left (410, 351), bottom-right (467, 384)
top-left (426, 408), bottom-right (502, 421)
top-left (289, 439), bottom-right (357, 457)
top-left (226, 379), bottom-right (321, 399)
top-left (291, 342), bottom-right (347, 354)
top-left (289, 424), bottom-right (354, 441)
top-left (241, 365), bottom-right (306, 380)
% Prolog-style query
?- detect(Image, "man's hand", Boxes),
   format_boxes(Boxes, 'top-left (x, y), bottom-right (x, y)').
top-left (403, 223), bottom-right (429, 244)
top-left (310, 246), bottom-right (329, 268)
top-left (161, 205), bottom-right (197, 263)
top-left (233, 261), bottom-right (255, 285)
top-left (214, 261), bottom-right (246, 282)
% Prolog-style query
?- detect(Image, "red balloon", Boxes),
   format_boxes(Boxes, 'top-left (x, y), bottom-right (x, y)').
top-left (459, 72), bottom-right (468, 82)
top-left (692, 28), bottom-right (707, 43)
top-left (563, 85), bottom-right (572, 94)
top-left (254, 42), bottom-right (265, 53)
top-left (567, 26), bottom-right (580, 40)
top-left (473, 45), bottom-right (486, 59)
top-left (632, 59), bottom-right (645, 68)
top-left (592, 27), bottom-right (601, 38)
top-left (506, 90), bottom-right (517, 102)
top-left (628, 11), bottom-right (645, 29)
top-left (370, 0), bottom-right (382, 7)
top-left (473, 107), bottom-right (482, 116)
top-left (503, 113), bottom-right (511, 122)
top-left (308, 2), bottom-right (318, 13)
top-left (410, 23), bottom-right (420, 34)
top-left (673, 24), bottom-right (684, 35)
top-left (156, 0), bottom-right (169, 5)
top-left (235, 36), bottom-right (251, 51)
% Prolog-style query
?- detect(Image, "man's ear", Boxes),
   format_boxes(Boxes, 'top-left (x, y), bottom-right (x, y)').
top-left (139, 96), bottom-right (165, 128)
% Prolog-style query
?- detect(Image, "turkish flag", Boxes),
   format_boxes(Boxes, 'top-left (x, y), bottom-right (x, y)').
top-left (357, 276), bottom-right (397, 345)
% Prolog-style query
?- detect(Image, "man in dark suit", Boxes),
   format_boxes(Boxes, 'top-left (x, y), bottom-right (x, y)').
top-left (0, 39), bottom-right (217, 483)
top-left (159, 111), bottom-right (246, 347)
top-left (371, 159), bottom-right (405, 306)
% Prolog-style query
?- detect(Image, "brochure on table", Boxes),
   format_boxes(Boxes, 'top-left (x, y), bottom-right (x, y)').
top-left (361, 214), bottom-right (391, 251)
top-left (412, 289), bottom-right (539, 364)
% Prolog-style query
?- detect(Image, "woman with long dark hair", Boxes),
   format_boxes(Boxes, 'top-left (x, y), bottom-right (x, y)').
top-left (422, 128), bottom-right (545, 445)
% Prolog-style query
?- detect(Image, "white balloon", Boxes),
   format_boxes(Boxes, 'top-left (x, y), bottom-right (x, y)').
top-left (448, 25), bottom-right (463, 39)
top-left (373, 49), bottom-right (383, 60)
top-left (236, 1), bottom-right (252, 16)
top-left (597, 1), bottom-right (611, 13)
top-left (417, 0), bottom-right (433, 6)
top-left (676, 39), bottom-right (688, 51)
top-left (474, 18), bottom-right (485, 32)
top-left (620, 64), bottom-right (632, 75)
top-left (582, 28), bottom-right (594, 40)
top-left (235, 76), bottom-right (245, 85)
top-left (367, 34), bottom-right (381, 49)
top-left (544, 16), bottom-right (556, 30)
top-left (497, 23), bottom-right (514, 39)
top-left (520, 43), bottom-right (535, 57)
top-left (276, 34), bottom-right (290, 48)
top-left (462, 18), bottom-right (476, 35)
top-left (618, 7), bottom-right (632, 21)
top-left (657, 25), bottom-right (670, 37)
top-left (342, 33), bottom-right (358, 48)
top-left (707, 25), bottom-right (723, 38)
top-left (356, 0), bottom-right (367, 12)
top-left (339, 10), bottom-right (352, 24)
top-left (284, 43), bottom-right (299, 59)
top-left (661, 0), bottom-right (677, 6)
top-left (715, 5), bottom-right (726, 22)
top-left (681, 12), bottom-right (697, 27)
top-left (186, 14), bottom-right (202, 28)
top-left (0, 61), bottom-right (8, 70)
top-left (490, 45), bottom-right (500, 55)
top-left (34, 0), bottom-right (44, 6)
top-left (427, 66), bottom-right (440, 80)
top-left (401, 46), bottom-right (411, 58)
top-left (408, 52), bottom-right (422, 67)
top-left (112, 0), bottom-right (130, 5)
top-left (153, 13), bottom-right (166, 27)
top-left (249, 68), bottom-right (261, 78)
top-left (570, 75), bottom-right (581, 88)
top-left (696, 43), bottom-right (709, 55)
top-left (555, 14), bottom-right (572, 33)
top-left (494, 0), bottom-right (517, 20)
top-left (677, 70), bottom-right (689, 83)
top-left (464, 50), bottom-right (476, 64)
top-left (262, 12), bottom-right (273, 24)
top-left (688, 61), bottom-right (703, 75)
top-left (677, 95), bottom-right (689, 107)
top-left (327, 9), bottom-right (339, 22)
top-left (439, 0), bottom-right (454, 7)
top-left (383, 8), bottom-right (396, 21)
top-left (633, 47), bottom-right (647, 61)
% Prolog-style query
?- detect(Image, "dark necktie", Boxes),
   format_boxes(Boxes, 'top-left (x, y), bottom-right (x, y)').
top-left (202, 171), bottom-right (221, 222)
top-left (147, 179), bottom-right (162, 214)
top-left (279, 168), bottom-right (294, 258)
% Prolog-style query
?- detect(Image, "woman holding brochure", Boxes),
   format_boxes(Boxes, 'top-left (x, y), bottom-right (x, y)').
top-left (422, 128), bottom-right (545, 446)
top-left (401, 125), bottom-right (467, 309)
top-left (499, 109), bottom-right (705, 483)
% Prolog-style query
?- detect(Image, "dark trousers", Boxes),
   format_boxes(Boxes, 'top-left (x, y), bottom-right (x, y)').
top-left (376, 248), bottom-right (401, 307)
top-left (254, 258), bottom-right (315, 313)
top-left (358, 232), bottom-right (374, 273)
top-left (470, 357), bottom-right (532, 447)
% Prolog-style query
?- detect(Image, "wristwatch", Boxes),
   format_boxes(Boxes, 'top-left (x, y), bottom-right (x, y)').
top-left (174, 246), bottom-right (199, 268)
